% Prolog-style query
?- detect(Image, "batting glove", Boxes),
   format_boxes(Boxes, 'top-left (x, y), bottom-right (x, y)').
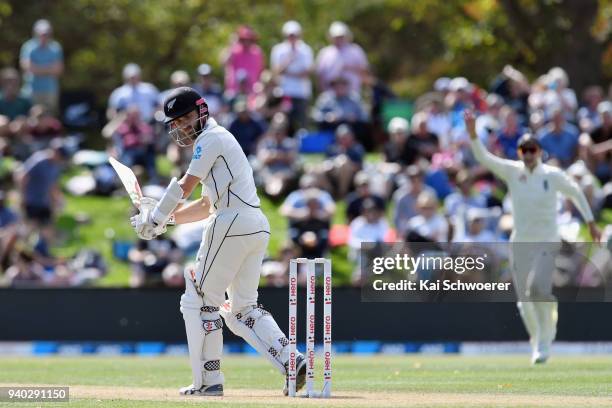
top-left (130, 197), bottom-right (167, 240)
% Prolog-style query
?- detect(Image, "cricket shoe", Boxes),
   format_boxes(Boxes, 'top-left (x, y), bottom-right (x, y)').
top-left (283, 355), bottom-right (307, 396)
top-left (531, 344), bottom-right (550, 365)
top-left (179, 383), bottom-right (223, 396)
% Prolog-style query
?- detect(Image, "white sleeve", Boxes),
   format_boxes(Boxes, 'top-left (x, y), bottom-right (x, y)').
top-left (553, 170), bottom-right (594, 223)
top-left (469, 137), bottom-right (516, 181)
top-left (186, 134), bottom-right (222, 180)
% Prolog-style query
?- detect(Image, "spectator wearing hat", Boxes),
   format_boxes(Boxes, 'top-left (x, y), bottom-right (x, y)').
top-left (107, 63), bottom-right (159, 123)
top-left (383, 117), bottom-right (409, 164)
top-left (319, 124), bottom-right (365, 198)
top-left (537, 106), bottom-right (579, 168)
top-left (453, 207), bottom-right (497, 242)
top-left (444, 169), bottom-right (487, 217)
top-left (312, 75), bottom-right (368, 143)
top-left (315, 21), bottom-right (369, 93)
top-left (392, 165), bottom-right (437, 237)
top-left (228, 98), bottom-right (265, 157)
top-left (271, 21), bottom-right (314, 132)
top-left (223, 25), bottom-right (264, 96)
top-left (192, 64), bottom-right (224, 117)
top-left (19, 19), bottom-right (63, 114)
top-left (345, 171), bottom-right (386, 222)
top-left (280, 173), bottom-right (336, 223)
top-left (406, 191), bottom-right (449, 242)
top-left (255, 113), bottom-right (299, 198)
top-left (407, 112), bottom-right (440, 163)
top-left (16, 139), bottom-right (69, 226)
top-left (287, 193), bottom-right (331, 260)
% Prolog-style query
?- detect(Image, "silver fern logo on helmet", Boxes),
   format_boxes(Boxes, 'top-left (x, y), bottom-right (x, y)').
top-left (167, 98), bottom-right (177, 110)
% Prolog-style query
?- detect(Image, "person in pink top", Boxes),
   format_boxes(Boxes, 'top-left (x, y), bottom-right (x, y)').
top-left (315, 21), bottom-right (369, 94)
top-left (223, 26), bottom-right (264, 97)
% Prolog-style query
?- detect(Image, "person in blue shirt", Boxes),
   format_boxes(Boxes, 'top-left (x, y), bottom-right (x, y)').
top-left (19, 19), bottom-right (63, 114)
top-left (495, 106), bottom-right (525, 160)
top-left (537, 107), bottom-right (579, 168)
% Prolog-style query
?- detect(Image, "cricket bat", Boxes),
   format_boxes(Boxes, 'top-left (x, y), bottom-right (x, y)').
top-left (108, 157), bottom-right (143, 208)
top-left (109, 157), bottom-right (175, 225)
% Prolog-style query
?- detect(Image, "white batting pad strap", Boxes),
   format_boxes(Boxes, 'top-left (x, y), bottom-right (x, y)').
top-left (152, 177), bottom-right (184, 225)
top-left (220, 303), bottom-right (289, 375)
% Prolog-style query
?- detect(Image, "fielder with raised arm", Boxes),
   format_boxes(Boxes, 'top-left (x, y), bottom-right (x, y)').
top-left (130, 87), bottom-right (306, 396)
top-left (464, 110), bottom-right (600, 364)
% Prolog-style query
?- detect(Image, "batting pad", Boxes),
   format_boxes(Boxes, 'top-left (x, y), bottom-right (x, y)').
top-left (220, 302), bottom-right (291, 375)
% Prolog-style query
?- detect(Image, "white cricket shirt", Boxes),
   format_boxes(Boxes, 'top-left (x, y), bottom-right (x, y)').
top-left (470, 138), bottom-right (593, 242)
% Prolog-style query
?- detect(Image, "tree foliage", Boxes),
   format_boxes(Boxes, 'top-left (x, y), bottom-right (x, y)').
top-left (0, 0), bottom-right (609, 104)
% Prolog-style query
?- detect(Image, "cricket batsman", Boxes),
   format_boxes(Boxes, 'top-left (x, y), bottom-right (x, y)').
top-left (130, 87), bottom-right (306, 395)
top-left (464, 110), bottom-right (600, 364)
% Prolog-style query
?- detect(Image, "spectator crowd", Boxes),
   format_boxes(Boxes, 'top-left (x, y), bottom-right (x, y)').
top-left (1, 19), bottom-right (611, 288)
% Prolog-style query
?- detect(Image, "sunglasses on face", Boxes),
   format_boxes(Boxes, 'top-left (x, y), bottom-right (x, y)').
top-left (520, 146), bottom-right (539, 154)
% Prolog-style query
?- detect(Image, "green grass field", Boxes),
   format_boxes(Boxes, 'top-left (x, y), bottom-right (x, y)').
top-left (1, 355), bottom-right (612, 407)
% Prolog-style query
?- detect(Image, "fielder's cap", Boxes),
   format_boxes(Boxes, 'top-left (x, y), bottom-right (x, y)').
top-left (329, 21), bottom-right (350, 38)
top-left (33, 19), bottom-right (52, 35)
top-left (163, 86), bottom-right (206, 124)
top-left (387, 117), bottom-right (409, 134)
top-left (123, 63), bottom-right (141, 79)
top-left (433, 77), bottom-right (451, 92)
top-left (598, 101), bottom-right (612, 115)
top-left (197, 63), bottom-right (212, 76)
top-left (282, 20), bottom-right (302, 36)
top-left (517, 133), bottom-right (541, 149)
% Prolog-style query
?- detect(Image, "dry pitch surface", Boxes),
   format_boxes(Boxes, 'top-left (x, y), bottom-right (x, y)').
top-left (1, 355), bottom-right (611, 407)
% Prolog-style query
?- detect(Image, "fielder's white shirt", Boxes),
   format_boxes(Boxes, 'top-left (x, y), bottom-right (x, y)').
top-left (470, 138), bottom-right (593, 242)
top-left (186, 118), bottom-right (260, 212)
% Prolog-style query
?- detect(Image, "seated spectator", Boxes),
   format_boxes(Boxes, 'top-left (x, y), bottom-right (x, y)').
top-left (542, 67), bottom-right (578, 121)
top-left (0, 67), bottom-right (31, 124)
top-left (107, 63), bottom-right (159, 123)
top-left (444, 169), bottom-right (487, 217)
top-left (406, 191), bottom-right (449, 242)
top-left (228, 99), bottom-right (265, 157)
top-left (589, 101), bottom-right (611, 183)
top-left (383, 117), bottom-right (409, 164)
top-left (271, 20), bottom-right (314, 132)
top-left (250, 70), bottom-right (289, 122)
top-left (348, 198), bottom-right (389, 284)
top-left (25, 104), bottom-right (63, 143)
top-left (312, 75), bottom-right (368, 143)
top-left (112, 106), bottom-right (157, 182)
top-left (345, 171), bottom-right (385, 222)
top-left (128, 234), bottom-right (183, 288)
top-left (223, 25), bottom-right (264, 97)
top-left (255, 113), bottom-right (299, 198)
top-left (261, 242), bottom-right (299, 287)
top-left (393, 165), bottom-right (437, 238)
top-left (577, 85), bottom-right (604, 133)
top-left (17, 139), bottom-right (69, 227)
top-left (315, 21), bottom-right (369, 93)
top-left (425, 98), bottom-right (452, 150)
top-left (537, 106), bottom-right (579, 167)
top-left (406, 111), bottom-right (439, 163)
top-left (317, 124), bottom-right (365, 198)
top-left (475, 93), bottom-right (503, 145)
top-left (288, 194), bottom-right (331, 259)
top-left (280, 173), bottom-right (335, 224)
top-left (5, 250), bottom-right (44, 288)
top-left (454, 208), bottom-right (498, 242)
top-left (193, 64), bottom-right (224, 117)
top-left (493, 106), bottom-right (525, 160)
